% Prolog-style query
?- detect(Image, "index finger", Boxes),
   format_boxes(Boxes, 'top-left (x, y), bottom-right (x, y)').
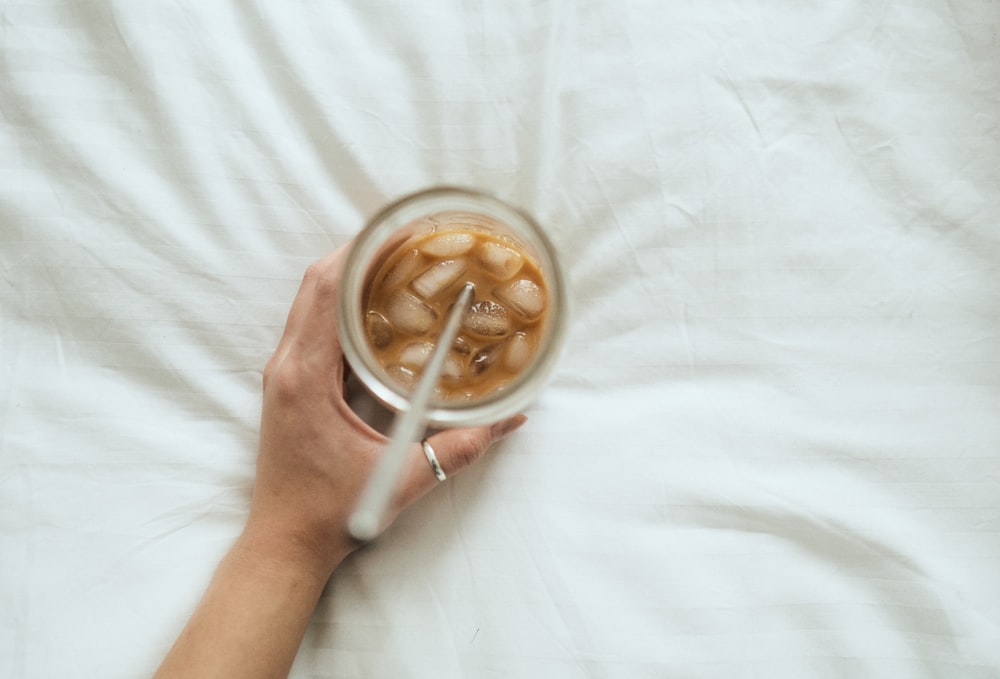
top-left (275, 242), bottom-right (353, 356)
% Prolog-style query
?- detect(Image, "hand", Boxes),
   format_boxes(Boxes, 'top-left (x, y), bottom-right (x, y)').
top-left (246, 243), bottom-right (526, 577)
top-left (154, 243), bottom-right (525, 679)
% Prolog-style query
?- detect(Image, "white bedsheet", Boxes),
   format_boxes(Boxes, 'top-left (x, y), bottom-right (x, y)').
top-left (2, 1), bottom-right (999, 677)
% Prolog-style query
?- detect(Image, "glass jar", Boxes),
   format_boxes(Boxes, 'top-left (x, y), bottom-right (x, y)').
top-left (337, 186), bottom-right (568, 427)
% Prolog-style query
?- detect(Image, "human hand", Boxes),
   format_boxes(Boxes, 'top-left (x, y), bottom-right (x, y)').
top-left (245, 244), bottom-right (526, 577)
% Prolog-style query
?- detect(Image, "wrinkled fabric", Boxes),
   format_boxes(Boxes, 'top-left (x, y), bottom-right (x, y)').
top-left (1, 1), bottom-right (998, 677)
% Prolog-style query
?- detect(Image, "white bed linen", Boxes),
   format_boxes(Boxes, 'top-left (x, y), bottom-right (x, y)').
top-left (2, 1), bottom-right (999, 677)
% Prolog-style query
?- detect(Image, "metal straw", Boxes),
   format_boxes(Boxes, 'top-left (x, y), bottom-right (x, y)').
top-left (348, 282), bottom-right (476, 541)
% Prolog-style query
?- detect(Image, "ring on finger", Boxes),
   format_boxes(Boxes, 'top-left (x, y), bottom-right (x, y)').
top-left (421, 439), bottom-right (447, 481)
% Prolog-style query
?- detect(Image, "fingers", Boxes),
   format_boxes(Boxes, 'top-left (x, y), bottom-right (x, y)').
top-left (396, 415), bottom-right (528, 507)
top-left (427, 415), bottom-right (528, 477)
top-left (267, 243), bottom-right (352, 381)
top-left (281, 244), bottom-right (352, 349)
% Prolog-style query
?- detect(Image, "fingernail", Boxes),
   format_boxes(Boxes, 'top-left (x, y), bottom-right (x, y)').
top-left (490, 414), bottom-right (528, 442)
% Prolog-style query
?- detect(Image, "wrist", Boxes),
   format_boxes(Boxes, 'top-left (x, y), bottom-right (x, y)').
top-left (236, 520), bottom-right (351, 585)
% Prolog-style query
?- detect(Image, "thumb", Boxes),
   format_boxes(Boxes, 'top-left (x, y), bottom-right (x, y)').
top-left (397, 414), bottom-right (528, 505)
top-left (430, 414), bottom-right (528, 476)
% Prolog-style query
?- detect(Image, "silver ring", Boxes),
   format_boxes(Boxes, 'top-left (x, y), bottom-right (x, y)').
top-left (421, 439), bottom-right (447, 481)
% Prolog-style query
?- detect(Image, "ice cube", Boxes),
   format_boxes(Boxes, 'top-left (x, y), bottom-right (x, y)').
top-left (494, 279), bottom-right (546, 319)
top-left (463, 300), bottom-right (510, 337)
top-left (470, 343), bottom-right (501, 376)
top-left (503, 331), bottom-right (533, 372)
top-left (411, 258), bottom-right (467, 299)
top-left (382, 248), bottom-right (423, 289)
top-left (384, 289), bottom-right (437, 336)
top-left (419, 231), bottom-right (475, 257)
top-left (364, 310), bottom-right (393, 349)
top-left (386, 364), bottom-right (417, 389)
top-left (478, 241), bottom-right (523, 280)
top-left (399, 341), bottom-right (435, 369)
top-left (441, 352), bottom-right (465, 383)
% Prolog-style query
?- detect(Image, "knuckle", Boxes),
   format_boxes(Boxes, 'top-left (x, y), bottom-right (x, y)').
top-left (262, 358), bottom-right (275, 389)
top-left (302, 261), bottom-right (323, 284)
top-left (266, 358), bottom-right (304, 404)
top-left (262, 350), bottom-right (288, 391)
top-left (311, 266), bottom-right (339, 301)
top-left (302, 260), bottom-right (339, 300)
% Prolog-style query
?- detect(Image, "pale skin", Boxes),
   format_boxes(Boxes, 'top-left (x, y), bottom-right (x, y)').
top-left (153, 244), bottom-right (526, 679)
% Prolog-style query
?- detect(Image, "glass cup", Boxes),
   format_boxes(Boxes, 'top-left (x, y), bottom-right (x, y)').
top-left (338, 186), bottom-right (568, 427)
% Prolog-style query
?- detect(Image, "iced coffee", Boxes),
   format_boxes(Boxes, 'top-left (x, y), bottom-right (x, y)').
top-left (362, 225), bottom-right (549, 402)
top-left (339, 187), bottom-right (566, 427)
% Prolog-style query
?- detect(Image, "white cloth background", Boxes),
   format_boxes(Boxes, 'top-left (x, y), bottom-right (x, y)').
top-left (2, 1), bottom-right (998, 677)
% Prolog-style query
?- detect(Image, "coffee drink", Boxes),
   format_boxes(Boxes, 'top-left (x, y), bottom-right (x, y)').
top-left (362, 223), bottom-right (549, 402)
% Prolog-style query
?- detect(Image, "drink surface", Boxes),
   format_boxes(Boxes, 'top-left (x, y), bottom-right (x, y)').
top-left (363, 227), bottom-right (549, 402)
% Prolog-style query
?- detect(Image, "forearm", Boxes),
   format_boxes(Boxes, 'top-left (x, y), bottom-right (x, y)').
top-left (154, 529), bottom-right (340, 679)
